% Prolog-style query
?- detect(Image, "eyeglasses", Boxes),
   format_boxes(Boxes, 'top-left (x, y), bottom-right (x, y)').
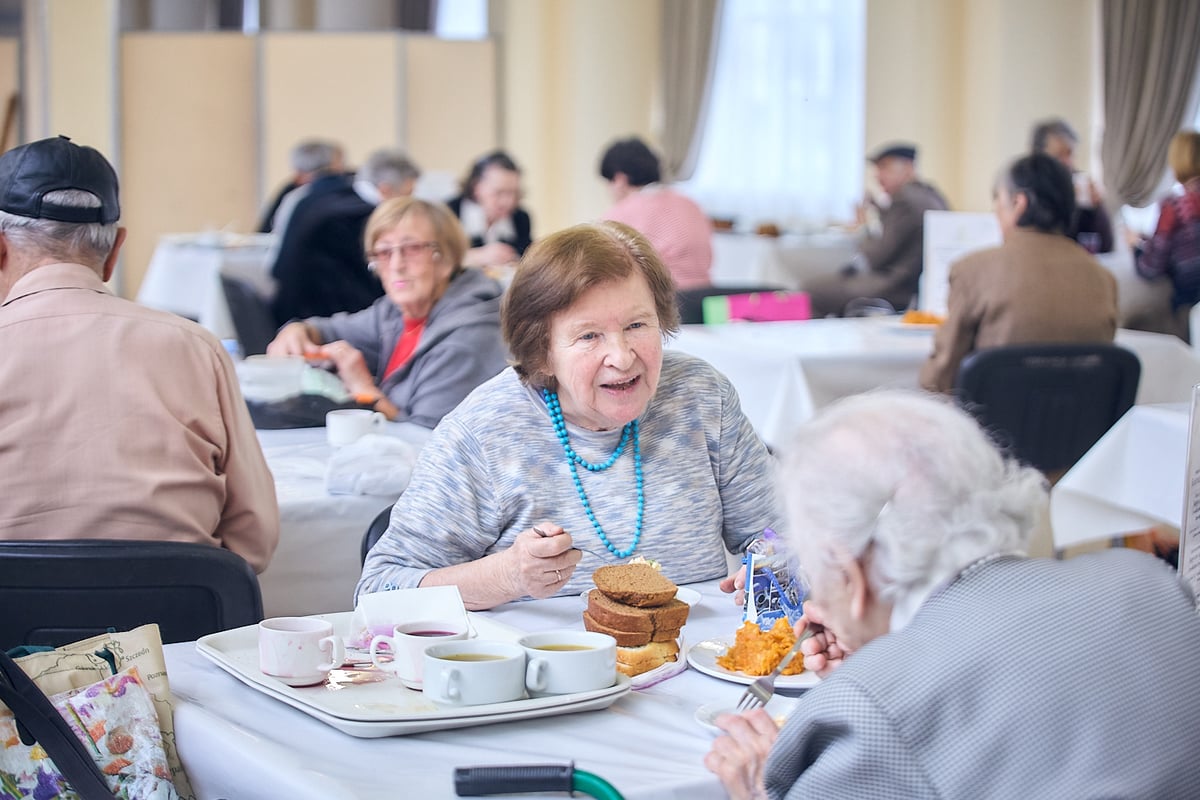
top-left (367, 241), bottom-right (439, 271)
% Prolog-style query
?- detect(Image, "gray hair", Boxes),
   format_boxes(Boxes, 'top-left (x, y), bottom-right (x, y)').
top-left (0, 189), bottom-right (118, 264)
top-left (778, 391), bottom-right (1046, 626)
top-left (1030, 118), bottom-right (1078, 153)
top-left (289, 139), bottom-right (342, 175)
top-left (360, 149), bottom-right (421, 193)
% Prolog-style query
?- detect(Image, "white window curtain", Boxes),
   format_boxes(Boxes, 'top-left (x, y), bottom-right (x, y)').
top-left (678, 0), bottom-right (865, 230)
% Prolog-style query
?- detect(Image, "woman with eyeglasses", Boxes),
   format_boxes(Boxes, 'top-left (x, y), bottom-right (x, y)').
top-left (266, 197), bottom-right (508, 428)
top-left (447, 150), bottom-right (533, 270)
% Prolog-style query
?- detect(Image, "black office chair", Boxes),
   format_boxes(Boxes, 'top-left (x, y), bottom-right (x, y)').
top-left (221, 275), bottom-right (278, 356)
top-left (675, 284), bottom-right (785, 325)
top-left (360, 503), bottom-right (396, 566)
top-left (0, 540), bottom-right (264, 648)
top-left (953, 343), bottom-right (1141, 476)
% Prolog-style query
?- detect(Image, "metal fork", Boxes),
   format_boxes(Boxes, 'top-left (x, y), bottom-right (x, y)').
top-left (735, 627), bottom-right (817, 712)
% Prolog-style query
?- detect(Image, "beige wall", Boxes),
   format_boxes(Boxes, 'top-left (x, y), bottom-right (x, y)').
top-left (0, 37), bottom-right (19, 149)
top-left (865, 0), bottom-right (1097, 211)
top-left (494, 0), bottom-right (659, 236)
top-left (120, 33), bottom-right (258, 294)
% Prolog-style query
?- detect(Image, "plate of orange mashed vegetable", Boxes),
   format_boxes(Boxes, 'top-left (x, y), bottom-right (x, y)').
top-left (687, 619), bottom-right (820, 688)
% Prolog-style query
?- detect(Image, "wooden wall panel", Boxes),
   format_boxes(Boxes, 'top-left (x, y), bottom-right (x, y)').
top-left (120, 33), bottom-right (257, 297)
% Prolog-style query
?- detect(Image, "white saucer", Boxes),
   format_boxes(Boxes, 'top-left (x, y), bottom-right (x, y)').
top-left (694, 697), bottom-right (798, 736)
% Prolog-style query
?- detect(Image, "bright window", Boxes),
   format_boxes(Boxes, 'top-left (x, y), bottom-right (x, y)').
top-left (679, 0), bottom-right (865, 230)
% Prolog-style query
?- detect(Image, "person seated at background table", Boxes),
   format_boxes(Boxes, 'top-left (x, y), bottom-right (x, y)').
top-left (356, 221), bottom-right (779, 609)
top-left (267, 197), bottom-right (507, 428)
top-left (258, 138), bottom-right (345, 235)
top-left (706, 391), bottom-right (1200, 800)
top-left (1132, 129), bottom-right (1200, 342)
top-left (1031, 117), bottom-right (1114, 254)
top-left (803, 143), bottom-right (949, 317)
top-left (0, 136), bottom-right (279, 572)
top-left (599, 136), bottom-right (713, 290)
top-left (447, 150), bottom-right (533, 270)
top-left (270, 148), bottom-right (421, 325)
top-left (919, 153), bottom-right (1117, 393)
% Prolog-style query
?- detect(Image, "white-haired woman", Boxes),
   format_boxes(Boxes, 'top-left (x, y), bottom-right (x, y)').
top-left (706, 391), bottom-right (1200, 799)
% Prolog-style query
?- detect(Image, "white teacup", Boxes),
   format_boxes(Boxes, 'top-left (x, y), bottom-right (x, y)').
top-left (326, 408), bottom-right (386, 447)
top-left (369, 619), bottom-right (469, 689)
top-left (258, 617), bottom-right (346, 687)
top-left (519, 630), bottom-right (617, 696)
top-left (423, 641), bottom-right (526, 706)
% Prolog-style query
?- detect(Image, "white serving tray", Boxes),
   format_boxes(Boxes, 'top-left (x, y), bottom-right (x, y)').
top-left (196, 612), bottom-right (631, 738)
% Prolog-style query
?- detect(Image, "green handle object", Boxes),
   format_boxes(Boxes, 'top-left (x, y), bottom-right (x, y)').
top-left (454, 763), bottom-right (625, 799)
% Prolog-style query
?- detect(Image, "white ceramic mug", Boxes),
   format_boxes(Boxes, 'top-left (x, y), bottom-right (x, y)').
top-left (368, 619), bottom-right (469, 689)
top-left (423, 641), bottom-right (526, 706)
top-left (519, 630), bottom-right (617, 696)
top-left (326, 408), bottom-right (386, 447)
top-left (258, 617), bottom-right (346, 687)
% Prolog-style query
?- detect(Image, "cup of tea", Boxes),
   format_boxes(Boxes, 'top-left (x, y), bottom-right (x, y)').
top-left (258, 617), bottom-right (346, 687)
top-left (326, 408), bottom-right (386, 447)
top-left (369, 620), bottom-right (469, 689)
top-left (422, 641), bottom-right (527, 705)
top-left (519, 630), bottom-right (617, 696)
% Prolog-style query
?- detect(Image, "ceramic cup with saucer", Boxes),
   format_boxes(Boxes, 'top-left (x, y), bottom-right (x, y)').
top-left (369, 619), bottom-right (469, 689)
top-left (258, 617), bottom-right (346, 687)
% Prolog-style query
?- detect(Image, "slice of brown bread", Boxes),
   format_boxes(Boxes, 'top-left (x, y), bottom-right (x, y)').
top-left (583, 610), bottom-right (651, 647)
top-left (593, 563), bottom-right (678, 608)
top-left (586, 590), bottom-right (691, 633)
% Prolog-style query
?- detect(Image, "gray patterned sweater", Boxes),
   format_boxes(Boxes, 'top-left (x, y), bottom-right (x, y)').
top-left (355, 350), bottom-right (780, 601)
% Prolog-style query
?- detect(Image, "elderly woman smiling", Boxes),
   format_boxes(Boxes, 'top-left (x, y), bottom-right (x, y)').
top-left (266, 197), bottom-right (508, 428)
top-left (356, 221), bottom-right (779, 609)
top-left (706, 391), bottom-right (1200, 799)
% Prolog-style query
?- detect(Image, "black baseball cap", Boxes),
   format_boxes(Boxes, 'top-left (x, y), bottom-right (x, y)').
top-left (868, 143), bottom-right (918, 164)
top-left (0, 135), bottom-right (120, 224)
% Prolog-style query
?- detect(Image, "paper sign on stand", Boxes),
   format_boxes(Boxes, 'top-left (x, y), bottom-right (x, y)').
top-left (1179, 385), bottom-right (1200, 604)
top-left (919, 211), bottom-right (1001, 316)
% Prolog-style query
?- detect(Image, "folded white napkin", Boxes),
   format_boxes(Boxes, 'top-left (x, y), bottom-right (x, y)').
top-left (324, 433), bottom-right (418, 496)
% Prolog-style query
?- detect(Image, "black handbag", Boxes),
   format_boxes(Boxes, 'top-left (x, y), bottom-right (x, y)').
top-left (0, 649), bottom-right (113, 798)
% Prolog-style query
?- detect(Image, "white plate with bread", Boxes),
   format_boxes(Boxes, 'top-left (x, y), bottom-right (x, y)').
top-left (687, 637), bottom-right (820, 689)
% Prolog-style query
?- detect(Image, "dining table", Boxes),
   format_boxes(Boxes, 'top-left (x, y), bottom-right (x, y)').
top-left (1049, 403), bottom-right (1190, 550)
top-left (165, 579), bottom-right (781, 800)
top-left (667, 319), bottom-right (1200, 451)
top-left (709, 229), bottom-right (857, 290)
top-left (255, 423), bottom-right (431, 618)
top-left (136, 232), bottom-right (275, 341)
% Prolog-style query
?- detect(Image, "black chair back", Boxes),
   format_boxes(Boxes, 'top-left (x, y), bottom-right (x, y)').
top-left (0, 540), bottom-right (263, 648)
top-left (676, 284), bottom-right (785, 325)
top-left (954, 343), bottom-right (1141, 475)
top-left (221, 275), bottom-right (277, 356)
top-left (360, 504), bottom-right (395, 565)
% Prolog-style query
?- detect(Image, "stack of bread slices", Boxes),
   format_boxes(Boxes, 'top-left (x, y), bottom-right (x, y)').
top-left (583, 563), bottom-right (690, 677)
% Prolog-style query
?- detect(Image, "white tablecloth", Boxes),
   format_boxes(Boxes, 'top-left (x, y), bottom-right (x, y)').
top-left (668, 320), bottom-right (1200, 450)
top-left (166, 581), bottom-right (762, 800)
top-left (1050, 404), bottom-right (1189, 549)
top-left (137, 233), bottom-right (275, 340)
top-left (710, 230), bottom-right (856, 290)
top-left (256, 425), bottom-right (430, 618)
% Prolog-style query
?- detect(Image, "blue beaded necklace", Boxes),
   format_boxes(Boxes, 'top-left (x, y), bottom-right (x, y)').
top-left (542, 388), bottom-right (643, 558)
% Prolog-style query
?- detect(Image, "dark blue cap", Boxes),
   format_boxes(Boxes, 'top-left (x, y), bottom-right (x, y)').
top-left (868, 143), bottom-right (918, 164)
top-left (0, 135), bottom-right (120, 224)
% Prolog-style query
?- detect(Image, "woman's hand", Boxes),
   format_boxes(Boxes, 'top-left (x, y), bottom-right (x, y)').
top-left (797, 601), bottom-right (849, 676)
top-left (317, 340), bottom-right (376, 396)
top-left (705, 708), bottom-right (778, 800)
top-left (465, 242), bottom-right (518, 269)
top-left (500, 523), bottom-right (582, 600)
top-left (719, 564), bottom-right (748, 607)
top-left (265, 322), bottom-right (320, 357)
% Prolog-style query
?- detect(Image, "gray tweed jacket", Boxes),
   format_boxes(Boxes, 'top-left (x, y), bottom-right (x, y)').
top-left (766, 549), bottom-right (1200, 799)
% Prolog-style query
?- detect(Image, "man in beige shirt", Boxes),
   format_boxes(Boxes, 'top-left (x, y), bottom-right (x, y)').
top-left (0, 136), bottom-right (279, 572)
